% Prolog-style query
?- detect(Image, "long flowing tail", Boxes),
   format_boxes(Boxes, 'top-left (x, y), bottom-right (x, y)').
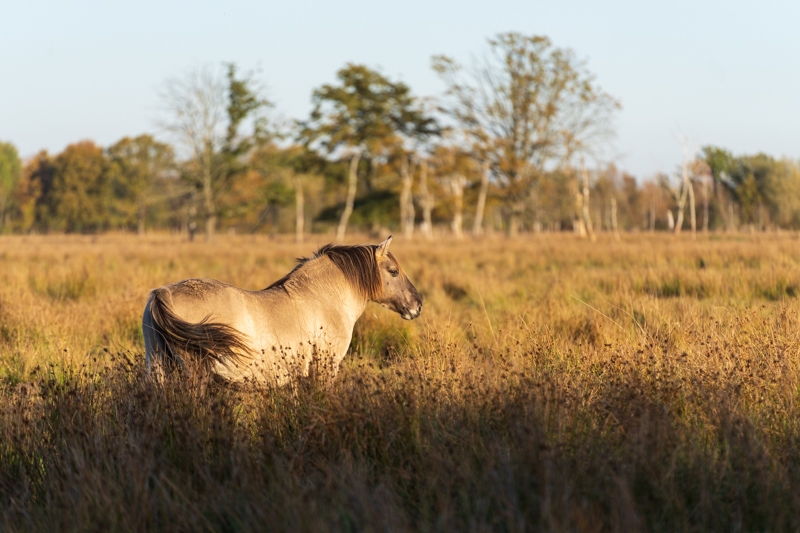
top-left (148, 288), bottom-right (251, 373)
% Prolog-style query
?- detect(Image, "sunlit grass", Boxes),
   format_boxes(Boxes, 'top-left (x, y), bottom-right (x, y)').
top-left (1, 231), bottom-right (800, 530)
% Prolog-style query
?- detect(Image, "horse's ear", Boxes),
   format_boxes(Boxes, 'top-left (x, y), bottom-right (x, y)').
top-left (376, 235), bottom-right (393, 259)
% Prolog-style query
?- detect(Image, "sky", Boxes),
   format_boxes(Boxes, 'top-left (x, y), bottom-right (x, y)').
top-left (1, 0), bottom-right (798, 179)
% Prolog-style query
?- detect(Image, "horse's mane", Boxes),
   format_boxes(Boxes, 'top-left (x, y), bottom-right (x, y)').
top-left (265, 243), bottom-right (382, 300)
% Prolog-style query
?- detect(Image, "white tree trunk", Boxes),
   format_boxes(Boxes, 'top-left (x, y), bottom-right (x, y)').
top-left (674, 136), bottom-right (692, 237)
top-left (610, 197), bottom-right (620, 241)
top-left (450, 174), bottom-right (466, 239)
top-left (336, 151), bottom-right (361, 241)
top-left (472, 161), bottom-right (489, 237)
top-left (684, 153), bottom-right (696, 239)
top-left (671, 173), bottom-right (689, 236)
top-left (575, 176), bottom-right (586, 237)
top-left (674, 205), bottom-right (685, 235)
top-left (400, 155), bottom-right (415, 239)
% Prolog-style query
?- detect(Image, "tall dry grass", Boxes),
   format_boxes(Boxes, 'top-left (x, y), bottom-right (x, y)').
top-left (2, 232), bottom-right (800, 531)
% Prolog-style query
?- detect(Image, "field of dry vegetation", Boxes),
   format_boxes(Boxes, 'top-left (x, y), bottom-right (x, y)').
top-left (2, 232), bottom-right (800, 531)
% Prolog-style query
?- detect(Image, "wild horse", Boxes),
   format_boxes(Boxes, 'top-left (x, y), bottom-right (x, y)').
top-left (142, 237), bottom-right (421, 385)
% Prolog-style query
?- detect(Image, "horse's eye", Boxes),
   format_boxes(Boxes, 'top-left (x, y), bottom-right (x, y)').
top-left (388, 269), bottom-right (399, 277)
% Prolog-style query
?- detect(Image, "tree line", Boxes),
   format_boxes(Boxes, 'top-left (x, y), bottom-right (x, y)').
top-left (1, 33), bottom-right (799, 240)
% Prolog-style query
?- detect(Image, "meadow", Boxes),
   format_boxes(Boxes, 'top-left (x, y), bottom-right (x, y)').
top-left (2, 232), bottom-right (800, 531)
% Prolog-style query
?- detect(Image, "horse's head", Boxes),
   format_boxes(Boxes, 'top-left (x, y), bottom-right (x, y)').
top-left (373, 236), bottom-right (422, 320)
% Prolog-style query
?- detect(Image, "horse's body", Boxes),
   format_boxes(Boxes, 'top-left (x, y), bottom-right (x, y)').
top-left (142, 237), bottom-right (421, 385)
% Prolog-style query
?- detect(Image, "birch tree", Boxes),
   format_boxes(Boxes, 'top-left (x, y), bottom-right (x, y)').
top-left (661, 138), bottom-right (697, 238)
top-left (433, 33), bottom-right (619, 236)
top-left (301, 64), bottom-right (438, 240)
top-left (472, 161), bottom-right (490, 236)
top-left (449, 174), bottom-right (467, 238)
top-left (418, 160), bottom-right (433, 240)
top-left (399, 154), bottom-right (417, 239)
top-left (431, 145), bottom-right (476, 239)
top-left (160, 64), bottom-right (269, 241)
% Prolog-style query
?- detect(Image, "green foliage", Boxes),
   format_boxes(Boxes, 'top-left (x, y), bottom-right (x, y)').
top-left (703, 146), bottom-right (800, 228)
top-left (39, 141), bottom-right (112, 233)
top-left (6, 52), bottom-right (800, 236)
top-left (0, 141), bottom-right (22, 232)
top-left (301, 64), bottom-right (439, 156)
top-left (106, 135), bottom-right (175, 231)
top-left (221, 63), bottom-right (273, 179)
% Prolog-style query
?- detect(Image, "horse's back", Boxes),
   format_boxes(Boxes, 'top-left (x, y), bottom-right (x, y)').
top-left (167, 278), bottom-right (253, 324)
top-left (159, 278), bottom-right (307, 347)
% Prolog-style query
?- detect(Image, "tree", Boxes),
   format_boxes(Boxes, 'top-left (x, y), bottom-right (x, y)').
top-left (433, 32), bottom-right (620, 235)
top-left (16, 152), bottom-right (53, 232)
top-left (702, 146), bottom-right (734, 199)
top-left (472, 161), bottom-right (490, 236)
top-left (398, 153), bottom-right (417, 239)
top-left (0, 141), bottom-right (22, 232)
top-left (245, 144), bottom-right (326, 242)
top-left (301, 64), bottom-right (439, 240)
top-left (107, 135), bottom-right (175, 235)
top-left (431, 145), bottom-right (477, 239)
top-left (699, 146), bottom-right (800, 230)
top-left (38, 141), bottom-right (111, 232)
top-left (580, 162), bottom-right (596, 241)
top-left (161, 63), bottom-right (269, 241)
top-left (659, 138), bottom-right (698, 237)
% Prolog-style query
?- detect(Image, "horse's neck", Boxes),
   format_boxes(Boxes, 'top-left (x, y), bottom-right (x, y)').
top-left (290, 258), bottom-right (367, 328)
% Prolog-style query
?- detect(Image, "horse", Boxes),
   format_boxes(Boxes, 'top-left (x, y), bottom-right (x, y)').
top-left (142, 236), bottom-right (422, 385)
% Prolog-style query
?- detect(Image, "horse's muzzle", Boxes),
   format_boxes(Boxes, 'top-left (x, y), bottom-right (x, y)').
top-left (401, 303), bottom-right (422, 321)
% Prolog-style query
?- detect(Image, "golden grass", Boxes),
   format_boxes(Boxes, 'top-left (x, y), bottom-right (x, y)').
top-left (2, 232), bottom-right (800, 531)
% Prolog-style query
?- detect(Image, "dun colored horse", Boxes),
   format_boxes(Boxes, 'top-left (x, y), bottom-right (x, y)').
top-left (142, 236), bottom-right (421, 385)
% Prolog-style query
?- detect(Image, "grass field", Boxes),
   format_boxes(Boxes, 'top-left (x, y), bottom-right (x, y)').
top-left (2, 232), bottom-right (800, 531)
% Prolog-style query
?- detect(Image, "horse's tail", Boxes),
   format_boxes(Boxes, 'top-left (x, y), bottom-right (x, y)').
top-left (148, 287), bottom-right (251, 373)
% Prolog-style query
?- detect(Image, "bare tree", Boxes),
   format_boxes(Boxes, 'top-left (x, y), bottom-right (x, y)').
top-left (160, 67), bottom-right (226, 241)
top-left (661, 137), bottom-right (697, 238)
top-left (160, 64), bottom-right (269, 241)
top-left (433, 33), bottom-right (619, 236)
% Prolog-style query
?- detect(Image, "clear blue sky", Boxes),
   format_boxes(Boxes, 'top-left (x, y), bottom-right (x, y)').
top-left (1, 0), bottom-right (798, 179)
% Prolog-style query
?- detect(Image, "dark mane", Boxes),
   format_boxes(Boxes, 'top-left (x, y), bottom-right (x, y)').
top-left (264, 243), bottom-right (382, 300)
